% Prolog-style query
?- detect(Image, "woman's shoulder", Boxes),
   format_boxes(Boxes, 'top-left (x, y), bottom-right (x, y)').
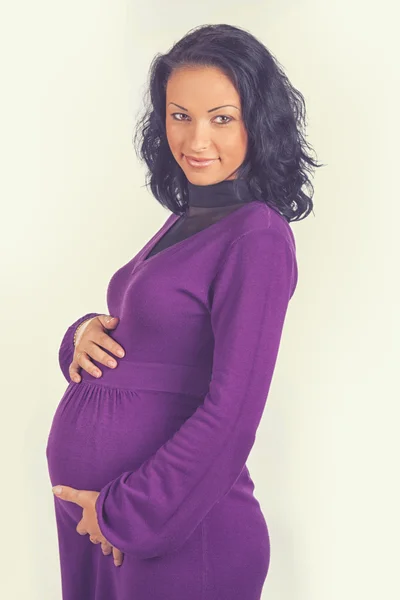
top-left (210, 201), bottom-right (298, 301)
top-left (229, 201), bottom-right (296, 253)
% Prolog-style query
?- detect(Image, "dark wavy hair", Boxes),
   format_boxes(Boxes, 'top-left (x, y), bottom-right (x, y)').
top-left (133, 24), bottom-right (325, 222)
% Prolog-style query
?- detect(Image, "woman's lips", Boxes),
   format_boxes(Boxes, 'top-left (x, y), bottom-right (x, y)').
top-left (185, 156), bottom-right (218, 168)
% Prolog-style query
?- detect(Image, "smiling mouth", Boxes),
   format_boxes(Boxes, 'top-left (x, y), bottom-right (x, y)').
top-left (184, 156), bottom-right (219, 168)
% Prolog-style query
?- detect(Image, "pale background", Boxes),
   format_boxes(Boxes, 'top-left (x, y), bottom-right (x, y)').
top-left (1, 1), bottom-right (399, 598)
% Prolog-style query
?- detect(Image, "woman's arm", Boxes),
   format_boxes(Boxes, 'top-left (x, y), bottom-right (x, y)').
top-left (58, 313), bottom-right (102, 382)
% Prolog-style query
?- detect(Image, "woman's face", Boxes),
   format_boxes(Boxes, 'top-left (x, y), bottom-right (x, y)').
top-left (165, 66), bottom-right (248, 184)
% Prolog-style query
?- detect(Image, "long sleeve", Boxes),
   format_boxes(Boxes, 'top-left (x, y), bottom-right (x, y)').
top-left (58, 312), bottom-right (102, 382)
top-left (95, 227), bottom-right (297, 559)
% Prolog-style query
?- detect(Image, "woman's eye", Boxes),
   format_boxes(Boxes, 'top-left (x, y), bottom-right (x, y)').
top-left (214, 115), bottom-right (232, 125)
top-left (172, 113), bottom-right (189, 121)
top-left (171, 113), bottom-right (232, 125)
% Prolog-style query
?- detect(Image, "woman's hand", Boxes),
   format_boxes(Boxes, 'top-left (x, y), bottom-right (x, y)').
top-left (52, 485), bottom-right (124, 567)
top-left (70, 315), bottom-right (125, 382)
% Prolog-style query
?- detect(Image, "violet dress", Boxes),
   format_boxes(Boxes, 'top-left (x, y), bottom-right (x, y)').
top-left (46, 178), bottom-right (298, 600)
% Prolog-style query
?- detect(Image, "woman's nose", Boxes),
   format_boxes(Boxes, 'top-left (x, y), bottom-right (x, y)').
top-left (187, 123), bottom-right (213, 149)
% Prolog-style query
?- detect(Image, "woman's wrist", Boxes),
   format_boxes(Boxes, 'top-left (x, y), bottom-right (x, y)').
top-left (73, 317), bottom-right (95, 347)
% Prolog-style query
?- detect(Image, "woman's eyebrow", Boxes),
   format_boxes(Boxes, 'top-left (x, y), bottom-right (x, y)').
top-left (168, 102), bottom-right (239, 113)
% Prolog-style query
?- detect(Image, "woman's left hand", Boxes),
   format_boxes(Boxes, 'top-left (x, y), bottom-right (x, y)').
top-left (52, 485), bottom-right (124, 567)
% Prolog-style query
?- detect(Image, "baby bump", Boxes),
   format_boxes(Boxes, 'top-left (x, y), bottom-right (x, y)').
top-left (46, 380), bottom-right (201, 494)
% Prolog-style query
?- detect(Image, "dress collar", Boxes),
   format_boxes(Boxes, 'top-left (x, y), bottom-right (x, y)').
top-left (186, 178), bottom-right (254, 211)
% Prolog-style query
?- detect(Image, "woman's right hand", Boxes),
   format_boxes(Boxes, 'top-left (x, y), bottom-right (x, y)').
top-left (69, 315), bottom-right (125, 383)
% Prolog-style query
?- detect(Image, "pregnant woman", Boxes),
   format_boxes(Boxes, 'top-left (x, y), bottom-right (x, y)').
top-left (46, 23), bottom-right (319, 600)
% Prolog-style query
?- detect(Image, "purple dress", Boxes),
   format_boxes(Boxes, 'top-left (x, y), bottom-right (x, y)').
top-left (46, 179), bottom-right (298, 600)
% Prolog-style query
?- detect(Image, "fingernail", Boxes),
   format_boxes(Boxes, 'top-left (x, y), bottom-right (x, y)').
top-left (52, 486), bottom-right (62, 494)
top-left (106, 317), bottom-right (114, 323)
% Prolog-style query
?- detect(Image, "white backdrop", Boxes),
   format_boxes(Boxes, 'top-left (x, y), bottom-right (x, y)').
top-left (1, 1), bottom-right (399, 598)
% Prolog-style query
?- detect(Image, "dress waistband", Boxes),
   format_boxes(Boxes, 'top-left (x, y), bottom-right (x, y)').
top-left (78, 359), bottom-right (211, 398)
